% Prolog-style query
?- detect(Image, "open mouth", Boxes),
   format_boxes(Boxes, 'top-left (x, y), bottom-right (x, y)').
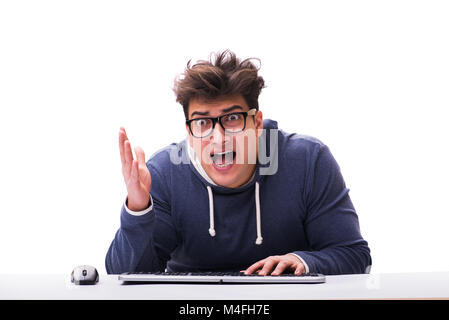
top-left (210, 150), bottom-right (236, 169)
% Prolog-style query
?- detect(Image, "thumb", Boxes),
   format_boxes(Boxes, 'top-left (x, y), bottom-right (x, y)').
top-left (134, 146), bottom-right (146, 166)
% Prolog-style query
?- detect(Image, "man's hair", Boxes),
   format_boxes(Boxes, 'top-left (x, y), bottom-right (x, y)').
top-left (173, 50), bottom-right (266, 119)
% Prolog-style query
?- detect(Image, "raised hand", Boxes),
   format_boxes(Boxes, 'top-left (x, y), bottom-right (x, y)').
top-left (119, 127), bottom-right (152, 211)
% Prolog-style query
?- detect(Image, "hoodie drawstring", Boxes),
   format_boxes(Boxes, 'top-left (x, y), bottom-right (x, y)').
top-left (254, 182), bottom-right (263, 245)
top-left (206, 182), bottom-right (263, 245)
top-left (207, 186), bottom-right (216, 237)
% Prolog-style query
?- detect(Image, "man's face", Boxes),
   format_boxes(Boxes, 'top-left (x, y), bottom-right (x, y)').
top-left (186, 94), bottom-right (263, 188)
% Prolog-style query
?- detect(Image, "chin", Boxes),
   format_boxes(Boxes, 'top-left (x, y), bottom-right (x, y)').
top-left (207, 164), bottom-right (247, 189)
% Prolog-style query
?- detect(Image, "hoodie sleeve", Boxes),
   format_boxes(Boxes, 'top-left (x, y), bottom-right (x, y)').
top-left (293, 144), bottom-right (372, 275)
top-left (105, 162), bottom-right (178, 274)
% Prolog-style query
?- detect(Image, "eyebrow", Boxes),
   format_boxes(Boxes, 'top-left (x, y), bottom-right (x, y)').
top-left (190, 105), bottom-right (244, 118)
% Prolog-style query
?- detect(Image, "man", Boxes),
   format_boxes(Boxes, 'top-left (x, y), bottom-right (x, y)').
top-left (105, 50), bottom-right (371, 275)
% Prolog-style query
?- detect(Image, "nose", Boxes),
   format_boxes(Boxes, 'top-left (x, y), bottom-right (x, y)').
top-left (210, 120), bottom-right (227, 143)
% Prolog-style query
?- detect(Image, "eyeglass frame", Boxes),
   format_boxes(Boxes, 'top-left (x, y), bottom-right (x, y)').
top-left (186, 108), bottom-right (258, 138)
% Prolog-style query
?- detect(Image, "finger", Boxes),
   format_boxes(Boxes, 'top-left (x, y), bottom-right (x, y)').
top-left (120, 126), bottom-right (128, 139)
top-left (124, 140), bottom-right (134, 165)
top-left (244, 259), bottom-right (267, 275)
top-left (244, 262), bottom-right (263, 275)
top-left (119, 129), bottom-right (126, 165)
top-left (259, 258), bottom-right (278, 276)
top-left (271, 261), bottom-right (290, 276)
top-left (130, 159), bottom-right (139, 186)
top-left (134, 146), bottom-right (146, 166)
top-left (295, 263), bottom-right (305, 275)
top-left (123, 140), bottom-right (134, 178)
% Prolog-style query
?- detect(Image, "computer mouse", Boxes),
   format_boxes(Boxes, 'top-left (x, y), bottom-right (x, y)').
top-left (71, 265), bottom-right (99, 285)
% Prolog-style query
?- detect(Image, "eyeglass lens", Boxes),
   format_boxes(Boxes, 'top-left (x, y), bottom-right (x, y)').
top-left (191, 113), bottom-right (245, 138)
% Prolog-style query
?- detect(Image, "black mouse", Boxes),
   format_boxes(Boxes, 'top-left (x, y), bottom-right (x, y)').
top-left (71, 265), bottom-right (99, 285)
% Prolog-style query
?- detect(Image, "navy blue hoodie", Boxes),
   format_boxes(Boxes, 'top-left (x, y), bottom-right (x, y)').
top-left (105, 119), bottom-right (371, 275)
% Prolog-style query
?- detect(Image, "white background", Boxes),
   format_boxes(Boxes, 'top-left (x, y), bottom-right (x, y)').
top-left (1, 0), bottom-right (448, 275)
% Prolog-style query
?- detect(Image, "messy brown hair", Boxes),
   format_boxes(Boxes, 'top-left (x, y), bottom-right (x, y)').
top-left (173, 50), bottom-right (266, 119)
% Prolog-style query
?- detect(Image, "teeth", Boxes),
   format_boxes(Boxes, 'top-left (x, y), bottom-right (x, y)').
top-left (215, 163), bottom-right (229, 167)
top-left (211, 151), bottom-right (235, 166)
top-left (214, 151), bottom-right (233, 156)
top-left (211, 151), bottom-right (233, 159)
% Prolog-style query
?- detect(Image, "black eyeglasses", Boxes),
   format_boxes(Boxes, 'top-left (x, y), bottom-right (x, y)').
top-left (186, 108), bottom-right (257, 138)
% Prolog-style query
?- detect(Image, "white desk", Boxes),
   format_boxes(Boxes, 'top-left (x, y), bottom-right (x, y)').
top-left (1, 272), bottom-right (448, 300)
